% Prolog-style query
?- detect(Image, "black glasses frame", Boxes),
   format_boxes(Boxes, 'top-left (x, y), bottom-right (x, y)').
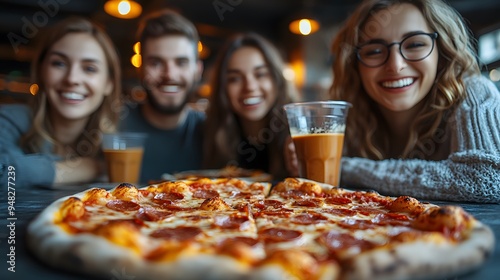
top-left (356, 32), bottom-right (439, 68)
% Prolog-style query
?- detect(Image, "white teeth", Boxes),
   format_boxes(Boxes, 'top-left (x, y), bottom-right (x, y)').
top-left (382, 78), bottom-right (414, 88)
top-left (243, 97), bottom-right (262, 105)
top-left (61, 92), bottom-right (85, 101)
top-left (161, 85), bottom-right (179, 92)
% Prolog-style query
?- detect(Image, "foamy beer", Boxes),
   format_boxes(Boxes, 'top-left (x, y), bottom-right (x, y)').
top-left (284, 101), bottom-right (351, 186)
top-left (102, 133), bottom-right (147, 184)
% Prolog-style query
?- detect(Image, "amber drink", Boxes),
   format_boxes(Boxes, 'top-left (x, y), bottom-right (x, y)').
top-left (284, 101), bottom-right (351, 186)
top-left (102, 133), bottom-right (147, 184)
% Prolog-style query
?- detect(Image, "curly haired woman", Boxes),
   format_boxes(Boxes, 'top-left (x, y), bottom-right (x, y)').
top-left (330, 0), bottom-right (500, 202)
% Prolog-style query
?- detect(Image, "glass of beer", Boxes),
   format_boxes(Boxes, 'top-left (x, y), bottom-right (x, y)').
top-left (284, 101), bottom-right (352, 186)
top-left (102, 132), bottom-right (147, 184)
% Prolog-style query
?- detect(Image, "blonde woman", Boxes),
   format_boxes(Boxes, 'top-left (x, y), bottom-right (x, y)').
top-left (330, 0), bottom-right (500, 202)
top-left (0, 17), bottom-right (121, 187)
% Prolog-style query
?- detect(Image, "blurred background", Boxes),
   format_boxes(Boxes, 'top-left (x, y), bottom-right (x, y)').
top-left (1, 0), bottom-right (500, 105)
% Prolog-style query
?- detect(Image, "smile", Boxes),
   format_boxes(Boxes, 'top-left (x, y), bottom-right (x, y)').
top-left (243, 97), bottom-right (263, 105)
top-left (382, 78), bottom-right (414, 88)
top-left (160, 85), bottom-right (181, 93)
top-left (61, 92), bottom-right (85, 101)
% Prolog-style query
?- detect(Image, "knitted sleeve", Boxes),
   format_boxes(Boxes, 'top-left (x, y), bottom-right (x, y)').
top-left (341, 76), bottom-right (500, 203)
top-left (0, 105), bottom-right (56, 187)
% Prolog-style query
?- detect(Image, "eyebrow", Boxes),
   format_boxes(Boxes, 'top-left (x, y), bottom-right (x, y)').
top-left (143, 55), bottom-right (191, 61)
top-left (226, 65), bottom-right (268, 74)
top-left (48, 51), bottom-right (103, 64)
top-left (363, 31), bottom-right (431, 44)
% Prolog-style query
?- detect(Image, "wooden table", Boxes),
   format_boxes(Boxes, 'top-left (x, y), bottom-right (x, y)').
top-left (1, 185), bottom-right (499, 280)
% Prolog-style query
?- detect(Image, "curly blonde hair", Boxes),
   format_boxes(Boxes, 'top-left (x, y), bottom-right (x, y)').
top-left (330, 0), bottom-right (480, 159)
top-left (21, 17), bottom-right (121, 157)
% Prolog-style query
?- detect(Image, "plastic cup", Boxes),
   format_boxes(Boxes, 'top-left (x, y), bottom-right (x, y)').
top-left (284, 101), bottom-right (352, 186)
top-left (102, 132), bottom-right (147, 184)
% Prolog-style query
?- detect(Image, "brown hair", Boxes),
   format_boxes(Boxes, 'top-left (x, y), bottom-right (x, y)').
top-left (136, 9), bottom-right (199, 59)
top-left (21, 16), bottom-right (121, 157)
top-left (203, 32), bottom-right (297, 179)
top-left (330, 0), bottom-right (480, 159)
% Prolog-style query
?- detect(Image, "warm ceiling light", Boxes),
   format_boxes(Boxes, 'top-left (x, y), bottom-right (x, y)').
top-left (289, 18), bottom-right (320, 35)
top-left (104, 0), bottom-right (142, 19)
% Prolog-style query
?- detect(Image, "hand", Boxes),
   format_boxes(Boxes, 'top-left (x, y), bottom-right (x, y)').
top-left (54, 157), bottom-right (103, 185)
top-left (284, 136), bottom-right (299, 177)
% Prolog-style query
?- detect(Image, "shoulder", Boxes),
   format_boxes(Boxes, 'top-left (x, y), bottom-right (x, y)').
top-left (186, 108), bottom-right (206, 123)
top-left (462, 75), bottom-right (500, 106)
top-left (0, 103), bottom-right (33, 131)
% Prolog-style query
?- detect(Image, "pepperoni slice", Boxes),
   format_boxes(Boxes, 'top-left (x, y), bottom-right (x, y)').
top-left (106, 200), bottom-right (140, 212)
top-left (193, 189), bottom-right (219, 199)
top-left (372, 213), bottom-right (411, 226)
top-left (150, 226), bottom-right (202, 241)
top-left (322, 208), bottom-right (357, 217)
top-left (325, 196), bottom-right (352, 205)
top-left (232, 191), bottom-right (253, 199)
top-left (221, 236), bottom-right (259, 247)
top-left (153, 192), bottom-right (184, 201)
top-left (319, 231), bottom-right (375, 253)
top-left (214, 215), bottom-right (251, 230)
top-left (293, 198), bottom-right (323, 207)
top-left (352, 206), bottom-right (387, 216)
top-left (292, 212), bottom-right (328, 224)
top-left (135, 207), bottom-right (172, 222)
top-left (337, 219), bottom-right (376, 230)
top-left (253, 200), bottom-right (285, 210)
top-left (259, 228), bottom-right (302, 243)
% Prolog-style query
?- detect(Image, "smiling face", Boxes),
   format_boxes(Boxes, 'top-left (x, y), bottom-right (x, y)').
top-left (141, 35), bottom-right (201, 114)
top-left (358, 3), bottom-right (438, 113)
top-left (42, 32), bottom-right (112, 123)
top-left (226, 46), bottom-right (277, 122)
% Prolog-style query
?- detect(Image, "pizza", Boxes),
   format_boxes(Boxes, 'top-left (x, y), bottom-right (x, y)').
top-left (27, 177), bottom-right (495, 280)
top-left (169, 165), bottom-right (272, 182)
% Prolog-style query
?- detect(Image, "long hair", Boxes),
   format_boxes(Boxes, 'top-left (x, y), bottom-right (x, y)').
top-left (203, 33), bottom-right (297, 179)
top-left (330, 0), bottom-right (480, 159)
top-left (21, 16), bottom-right (121, 157)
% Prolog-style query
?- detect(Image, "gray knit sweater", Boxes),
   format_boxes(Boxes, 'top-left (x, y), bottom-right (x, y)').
top-left (341, 75), bottom-right (500, 203)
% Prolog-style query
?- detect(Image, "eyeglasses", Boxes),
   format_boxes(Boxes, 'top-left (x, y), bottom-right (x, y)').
top-left (356, 32), bottom-right (438, 67)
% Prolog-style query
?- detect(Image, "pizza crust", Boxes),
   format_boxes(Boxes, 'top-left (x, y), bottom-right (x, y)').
top-left (343, 223), bottom-right (495, 280)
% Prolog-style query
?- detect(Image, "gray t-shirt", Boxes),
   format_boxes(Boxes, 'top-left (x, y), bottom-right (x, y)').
top-left (119, 103), bottom-right (205, 183)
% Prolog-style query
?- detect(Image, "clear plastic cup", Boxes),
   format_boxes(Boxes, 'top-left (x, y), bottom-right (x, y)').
top-left (102, 132), bottom-right (147, 184)
top-left (284, 101), bottom-right (352, 186)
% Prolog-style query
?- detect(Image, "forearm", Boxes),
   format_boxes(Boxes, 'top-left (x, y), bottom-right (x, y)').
top-left (0, 153), bottom-right (56, 187)
top-left (54, 157), bottom-right (103, 185)
top-left (341, 150), bottom-right (500, 203)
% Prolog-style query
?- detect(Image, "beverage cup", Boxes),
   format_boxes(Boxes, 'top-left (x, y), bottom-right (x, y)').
top-left (284, 101), bottom-right (352, 186)
top-left (102, 132), bottom-right (147, 184)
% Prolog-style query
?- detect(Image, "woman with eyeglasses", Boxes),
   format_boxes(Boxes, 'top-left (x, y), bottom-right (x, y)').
top-left (329, 0), bottom-right (500, 202)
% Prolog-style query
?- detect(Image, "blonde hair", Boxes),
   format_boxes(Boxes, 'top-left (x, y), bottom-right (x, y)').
top-left (330, 0), bottom-right (480, 159)
top-left (21, 16), bottom-right (121, 157)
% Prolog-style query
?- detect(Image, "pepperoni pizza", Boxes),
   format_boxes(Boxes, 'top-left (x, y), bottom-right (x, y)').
top-left (27, 177), bottom-right (494, 280)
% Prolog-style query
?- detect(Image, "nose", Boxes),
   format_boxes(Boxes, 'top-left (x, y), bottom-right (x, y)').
top-left (244, 74), bottom-right (258, 92)
top-left (384, 45), bottom-right (407, 73)
top-left (162, 61), bottom-right (179, 80)
top-left (64, 64), bottom-right (82, 85)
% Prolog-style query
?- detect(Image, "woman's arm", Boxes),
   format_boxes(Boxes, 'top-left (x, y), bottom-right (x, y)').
top-left (53, 157), bottom-right (103, 186)
top-left (341, 76), bottom-right (500, 203)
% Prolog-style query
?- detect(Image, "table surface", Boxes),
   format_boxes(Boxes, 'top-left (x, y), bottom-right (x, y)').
top-left (1, 184), bottom-right (499, 280)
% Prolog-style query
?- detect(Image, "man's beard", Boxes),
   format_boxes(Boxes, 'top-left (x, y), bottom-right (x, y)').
top-left (144, 87), bottom-right (192, 115)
